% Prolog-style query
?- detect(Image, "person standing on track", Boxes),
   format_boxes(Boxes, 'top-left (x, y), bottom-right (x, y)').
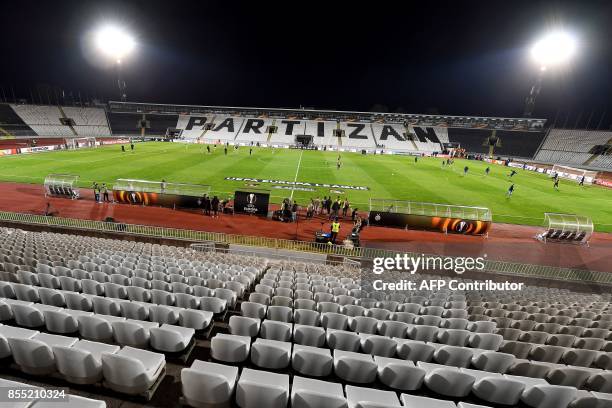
top-left (211, 196), bottom-right (220, 218)
top-left (330, 218), bottom-right (340, 244)
top-left (102, 183), bottom-right (110, 202)
top-left (92, 182), bottom-right (100, 202)
top-left (342, 199), bottom-right (350, 217)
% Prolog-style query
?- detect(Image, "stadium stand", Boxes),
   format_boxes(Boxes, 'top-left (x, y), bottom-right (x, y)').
top-left (447, 128), bottom-right (547, 159)
top-left (371, 123), bottom-right (417, 151)
top-left (0, 104), bottom-right (36, 137)
top-left (62, 106), bottom-right (111, 137)
top-left (306, 120), bottom-right (337, 146)
top-left (107, 111), bottom-right (143, 136)
top-left (142, 113), bottom-right (179, 136)
top-left (269, 119), bottom-right (306, 144)
top-left (535, 129), bottom-right (612, 167)
top-left (1, 226), bottom-right (611, 407)
top-left (176, 114), bottom-right (215, 141)
top-left (10, 104), bottom-right (74, 137)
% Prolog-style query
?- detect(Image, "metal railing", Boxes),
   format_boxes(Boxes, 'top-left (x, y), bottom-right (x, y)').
top-left (0, 210), bottom-right (610, 286)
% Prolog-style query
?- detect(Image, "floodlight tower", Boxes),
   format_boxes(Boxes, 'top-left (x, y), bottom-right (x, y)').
top-left (524, 31), bottom-right (576, 117)
top-left (95, 26), bottom-right (135, 101)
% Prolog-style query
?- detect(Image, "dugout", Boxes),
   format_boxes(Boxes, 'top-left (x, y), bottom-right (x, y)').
top-left (112, 179), bottom-right (211, 209)
top-left (44, 174), bottom-right (80, 199)
top-left (539, 213), bottom-right (593, 245)
top-left (368, 199), bottom-right (492, 236)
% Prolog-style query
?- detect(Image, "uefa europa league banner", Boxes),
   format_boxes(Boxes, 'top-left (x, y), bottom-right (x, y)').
top-left (368, 211), bottom-right (491, 236)
top-left (113, 190), bottom-right (203, 209)
top-left (234, 191), bottom-right (270, 216)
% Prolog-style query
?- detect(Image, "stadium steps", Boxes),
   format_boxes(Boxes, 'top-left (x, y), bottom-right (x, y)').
top-left (370, 123), bottom-right (380, 148)
top-left (266, 119), bottom-right (275, 143)
top-left (196, 115), bottom-right (213, 143)
top-left (336, 122), bottom-right (343, 147)
top-left (403, 126), bottom-right (419, 150)
top-left (584, 137), bottom-right (612, 165)
top-left (57, 106), bottom-right (78, 137)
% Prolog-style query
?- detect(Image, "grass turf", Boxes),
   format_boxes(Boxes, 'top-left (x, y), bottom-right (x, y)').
top-left (0, 142), bottom-right (611, 231)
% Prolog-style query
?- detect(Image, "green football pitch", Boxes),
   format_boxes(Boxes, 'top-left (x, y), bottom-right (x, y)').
top-left (0, 142), bottom-right (611, 231)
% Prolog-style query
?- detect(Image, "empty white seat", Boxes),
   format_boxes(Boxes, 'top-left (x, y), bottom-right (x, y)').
top-left (434, 345), bottom-right (474, 368)
top-left (471, 351), bottom-right (515, 373)
top-left (10, 302), bottom-right (43, 328)
top-left (260, 319), bottom-right (292, 342)
top-left (472, 375), bottom-right (526, 405)
top-left (104, 282), bottom-right (127, 299)
top-left (181, 360), bottom-right (239, 408)
top-left (267, 305), bottom-right (293, 323)
top-left (200, 296), bottom-right (227, 314)
top-left (327, 329), bottom-right (361, 352)
top-left (408, 325), bottom-right (439, 342)
top-left (214, 288), bottom-right (236, 308)
top-left (211, 333), bottom-right (251, 363)
top-left (127, 286), bottom-right (151, 302)
top-left (322, 312), bottom-right (349, 330)
top-left (521, 384), bottom-right (578, 408)
top-left (334, 349), bottom-right (377, 383)
top-left (292, 344), bottom-right (333, 377)
top-left (179, 309), bottom-right (213, 330)
top-left (424, 366), bottom-right (475, 397)
top-left (375, 355), bottom-right (426, 391)
top-left (53, 340), bottom-right (120, 384)
top-left (13, 284), bottom-right (40, 302)
top-left (120, 302), bottom-right (150, 320)
top-left (400, 394), bottom-right (455, 408)
top-left (395, 339), bottom-right (436, 362)
top-left (360, 334), bottom-right (397, 357)
top-left (241, 301), bottom-right (267, 319)
top-left (8, 337), bottom-right (56, 375)
top-left (91, 296), bottom-right (121, 316)
top-left (293, 324), bottom-right (326, 347)
top-left (43, 309), bottom-right (85, 333)
top-left (236, 368), bottom-right (289, 408)
top-left (437, 329), bottom-right (471, 346)
top-left (349, 316), bottom-right (378, 334)
top-left (112, 320), bottom-right (154, 348)
top-left (291, 376), bottom-right (347, 408)
top-left (251, 338), bottom-right (292, 369)
top-left (150, 324), bottom-right (194, 353)
top-left (101, 346), bottom-right (165, 395)
top-left (229, 315), bottom-right (260, 337)
top-left (345, 385), bottom-right (401, 408)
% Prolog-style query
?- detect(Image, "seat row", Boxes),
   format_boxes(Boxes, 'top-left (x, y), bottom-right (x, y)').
top-left (191, 350), bottom-right (611, 408)
top-left (1, 281), bottom-right (229, 314)
top-left (0, 324), bottom-right (165, 397)
top-left (0, 299), bottom-right (196, 352)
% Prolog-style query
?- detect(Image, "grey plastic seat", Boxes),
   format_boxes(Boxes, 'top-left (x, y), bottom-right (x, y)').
top-left (112, 320), bottom-right (154, 348)
top-left (181, 360), bottom-right (238, 408)
top-left (293, 324), bottom-right (326, 347)
top-left (472, 376), bottom-right (526, 406)
top-left (267, 305), bottom-right (293, 322)
top-left (229, 315), bottom-right (260, 337)
top-left (38, 287), bottom-right (65, 307)
top-left (200, 296), bottom-right (227, 314)
top-left (437, 329), bottom-right (470, 346)
top-left (77, 315), bottom-right (118, 342)
top-left (251, 338), bottom-right (292, 369)
top-left (345, 385), bottom-right (401, 408)
top-left (360, 334), bottom-right (397, 357)
top-left (349, 316), bottom-right (378, 334)
top-left (434, 345), bottom-right (474, 368)
top-left (241, 301), bottom-right (267, 319)
top-left (101, 346), bottom-right (165, 395)
top-left (408, 325), bottom-right (438, 342)
top-left (327, 329), bottom-right (361, 352)
top-left (294, 309), bottom-right (320, 326)
top-left (396, 339), bottom-right (436, 362)
top-left (375, 356), bottom-right (425, 391)
top-left (91, 296), bottom-right (121, 316)
top-left (150, 324), bottom-right (195, 353)
top-left (211, 333), bottom-right (251, 363)
top-left (236, 368), bottom-right (289, 408)
top-left (334, 349), bottom-right (377, 383)
top-left (400, 394), bottom-right (455, 408)
top-left (12, 303), bottom-right (45, 328)
top-left (53, 340), bottom-right (120, 384)
top-left (322, 312), bottom-right (349, 330)
top-left (150, 305), bottom-right (180, 325)
top-left (291, 376), bottom-right (347, 408)
top-left (521, 384), bottom-right (578, 408)
top-left (424, 366), bottom-right (475, 397)
top-left (292, 344), bottom-right (333, 377)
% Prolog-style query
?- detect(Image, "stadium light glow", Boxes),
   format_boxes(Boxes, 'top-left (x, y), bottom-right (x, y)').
top-left (95, 26), bottom-right (135, 62)
top-left (530, 31), bottom-right (576, 69)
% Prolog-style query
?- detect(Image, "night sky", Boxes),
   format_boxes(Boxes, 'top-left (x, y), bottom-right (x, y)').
top-left (2, 0), bottom-right (611, 127)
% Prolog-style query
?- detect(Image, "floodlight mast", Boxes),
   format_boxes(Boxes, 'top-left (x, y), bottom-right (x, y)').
top-left (523, 31), bottom-right (576, 117)
top-left (95, 26), bottom-right (134, 102)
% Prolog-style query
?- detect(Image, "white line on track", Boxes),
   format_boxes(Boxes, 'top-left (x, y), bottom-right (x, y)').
top-left (290, 149), bottom-right (304, 200)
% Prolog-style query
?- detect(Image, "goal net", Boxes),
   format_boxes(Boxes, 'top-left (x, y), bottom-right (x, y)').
top-left (550, 164), bottom-right (597, 184)
top-left (67, 137), bottom-right (97, 149)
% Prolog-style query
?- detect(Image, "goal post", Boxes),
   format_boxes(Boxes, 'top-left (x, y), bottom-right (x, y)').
top-left (550, 164), bottom-right (597, 184)
top-left (68, 137), bottom-right (97, 149)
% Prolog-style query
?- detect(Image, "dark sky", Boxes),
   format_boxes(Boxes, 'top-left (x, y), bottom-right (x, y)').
top-left (2, 0), bottom-right (611, 126)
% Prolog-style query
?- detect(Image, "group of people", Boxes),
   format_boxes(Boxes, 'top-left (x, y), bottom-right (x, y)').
top-left (92, 182), bottom-right (110, 203)
top-left (304, 196), bottom-right (353, 220)
top-left (199, 195), bottom-right (222, 217)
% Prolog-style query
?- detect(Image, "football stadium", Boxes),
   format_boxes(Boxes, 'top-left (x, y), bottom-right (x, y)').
top-left (0, 2), bottom-right (611, 408)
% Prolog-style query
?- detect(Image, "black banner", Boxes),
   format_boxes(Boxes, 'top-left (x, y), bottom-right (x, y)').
top-left (369, 211), bottom-right (491, 236)
top-left (234, 190), bottom-right (270, 215)
top-left (113, 190), bottom-right (203, 209)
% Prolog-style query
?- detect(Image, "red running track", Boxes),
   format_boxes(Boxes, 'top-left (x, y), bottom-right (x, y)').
top-left (1, 182), bottom-right (610, 273)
